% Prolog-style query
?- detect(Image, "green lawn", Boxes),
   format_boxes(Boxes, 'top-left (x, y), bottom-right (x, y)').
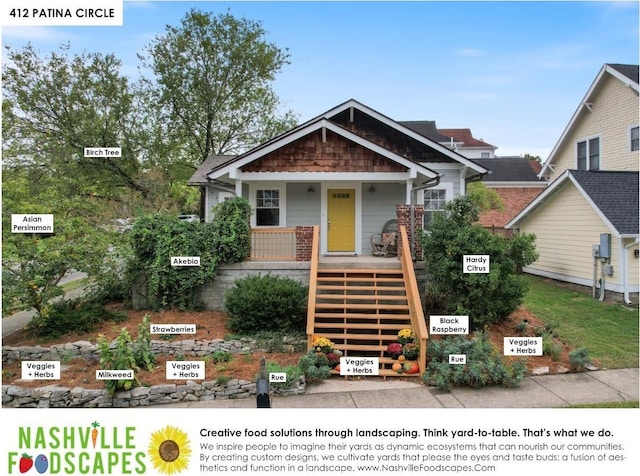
top-left (522, 275), bottom-right (639, 369)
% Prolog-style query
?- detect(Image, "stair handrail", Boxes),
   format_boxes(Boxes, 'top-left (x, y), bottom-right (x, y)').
top-left (398, 225), bottom-right (428, 373)
top-left (306, 225), bottom-right (321, 348)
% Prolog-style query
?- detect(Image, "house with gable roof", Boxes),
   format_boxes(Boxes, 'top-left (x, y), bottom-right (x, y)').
top-left (189, 99), bottom-right (488, 258)
top-left (507, 64), bottom-right (639, 303)
top-left (189, 99), bottom-right (493, 376)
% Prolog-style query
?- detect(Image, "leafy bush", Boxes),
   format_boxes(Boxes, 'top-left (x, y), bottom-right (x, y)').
top-left (210, 350), bottom-right (233, 364)
top-left (262, 361), bottom-right (304, 390)
top-left (224, 274), bottom-right (308, 334)
top-left (127, 213), bottom-right (219, 310)
top-left (96, 316), bottom-right (156, 395)
top-left (297, 350), bottom-right (331, 384)
top-left (125, 198), bottom-right (251, 310)
top-left (422, 196), bottom-right (538, 330)
top-left (209, 198), bottom-right (252, 263)
top-left (569, 348), bottom-right (592, 371)
top-left (29, 298), bottom-right (127, 339)
top-left (422, 333), bottom-right (527, 391)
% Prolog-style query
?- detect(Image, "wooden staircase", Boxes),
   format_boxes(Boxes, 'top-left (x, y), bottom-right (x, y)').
top-left (306, 225), bottom-right (428, 378)
top-left (312, 266), bottom-right (417, 377)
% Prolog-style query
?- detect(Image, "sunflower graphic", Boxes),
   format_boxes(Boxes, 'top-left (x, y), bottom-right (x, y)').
top-left (148, 426), bottom-right (191, 475)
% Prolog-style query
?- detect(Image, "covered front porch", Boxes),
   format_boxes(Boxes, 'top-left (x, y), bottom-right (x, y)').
top-left (248, 202), bottom-right (424, 262)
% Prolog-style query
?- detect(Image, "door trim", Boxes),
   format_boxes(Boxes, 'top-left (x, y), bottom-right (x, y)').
top-left (320, 182), bottom-right (362, 255)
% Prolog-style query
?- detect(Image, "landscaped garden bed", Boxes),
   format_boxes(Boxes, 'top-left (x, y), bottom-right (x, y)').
top-left (2, 307), bottom-right (306, 408)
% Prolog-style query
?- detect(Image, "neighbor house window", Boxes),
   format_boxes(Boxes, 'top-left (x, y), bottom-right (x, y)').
top-left (480, 152), bottom-right (491, 158)
top-left (577, 137), bottom-right (600, 170)
top-left (630, 125), bottom-right (639, 152)
top-left (423, 189), bottom-right (448, 229)
top-left (256, 189), bottom-right (280, 226)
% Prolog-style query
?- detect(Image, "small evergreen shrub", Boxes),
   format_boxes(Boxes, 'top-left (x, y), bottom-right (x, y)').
top-left (422, 333), bottom-right (527, 391)
top-left (29, 298), bottom-right (127, 339)
top-left (298, 350), bottom-right (331, 384)
top-left (262, 361), bottom-right (304, 390)
top-left (224, 274), bottom-right (308, 334)
top-left (569, 347), bottom-right (592, 371)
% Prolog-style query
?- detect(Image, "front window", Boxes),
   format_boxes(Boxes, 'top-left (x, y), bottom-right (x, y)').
top-left (630, 126), bottom-right (639, 152)
top-left (577, 137), bottom-right (600, 170)
top-left (423, 189), bottom-right (448, 229)
top-left (256, 189), bottom-right (280, 226)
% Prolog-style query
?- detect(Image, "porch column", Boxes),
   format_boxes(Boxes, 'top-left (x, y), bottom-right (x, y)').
top-left (235, 180), bottom-right (243, 197)
top-left (405, 180), bottom-right (413, 205)
top-left (396, 204), bottom-right (424, 260)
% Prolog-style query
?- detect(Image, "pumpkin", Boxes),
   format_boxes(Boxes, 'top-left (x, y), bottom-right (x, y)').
top-left (398, 355), bottom-right (406, 362)
top-left (391, 362), bottom-right (403, 372)
top-left (335, 365), bottom-right (340, 372)
top-left (404, 362), bottom-right (420, 374)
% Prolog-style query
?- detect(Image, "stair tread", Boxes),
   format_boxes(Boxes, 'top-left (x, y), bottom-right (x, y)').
top-left (319, 333), bottom-right (404, 341)
top-left (315, 303), bottom-right (409, 310)
top-left (316, 294), bottom-right (408, 301)
top-left (317, 285), bottom-right (406, 291)
top-left (313, 322), bottom-right (410, 330)
top-left (318, 268), bottom-right (402, 274)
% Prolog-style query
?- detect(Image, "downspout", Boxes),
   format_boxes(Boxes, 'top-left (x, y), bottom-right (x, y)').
top-left (409, 174), bottom-right (443, 260)
top-left (623, 237), bottom-right (640, 305)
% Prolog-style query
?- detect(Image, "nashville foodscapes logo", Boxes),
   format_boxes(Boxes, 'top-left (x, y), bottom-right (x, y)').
top-left (7, 422), bottom-right (191, 475)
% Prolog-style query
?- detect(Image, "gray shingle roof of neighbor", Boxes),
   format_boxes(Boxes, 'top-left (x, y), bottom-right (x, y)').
top-left (399, 121), bottom-right (453, 143)
top-left (188, 154), bottom-right (236, 184)
top-left (570, 170), bottom-right (639, 235)
top-left (475, 157), bottom-right (547, 183)
top-left (607, 63), bottom-right (639, 84)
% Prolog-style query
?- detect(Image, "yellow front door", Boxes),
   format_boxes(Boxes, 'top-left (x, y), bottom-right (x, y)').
top-left (327, 189), bottom-right (356, 252)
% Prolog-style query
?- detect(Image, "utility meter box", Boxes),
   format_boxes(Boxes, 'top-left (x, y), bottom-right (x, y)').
top-left (599, 233), bottom-right (611, 259)
top-left (592, 244), bottom-right (600, 257)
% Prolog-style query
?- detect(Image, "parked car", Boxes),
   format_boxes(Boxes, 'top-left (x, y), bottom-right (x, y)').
top-left (178, 214), bottom-right (200, 222)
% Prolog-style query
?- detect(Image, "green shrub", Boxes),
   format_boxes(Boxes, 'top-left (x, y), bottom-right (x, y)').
top-left (569, 347), bottom-right (592, 371)
top-left (422, 333), bottom-right (527, 391)
top-left (210, 350), bottom-right (233, 364)
top-left (224, 274), bottom-right (308, 334)
top-left (125, 198), bottom-right (251, 310)
top-left (29, 298), bottom-right (127, 339)
top-left (96, 316), bottom-right (156, 395)
top-left (298, 350), bottom-right (331, 384)
top-left (261, 361), bottom-right (304, 390)
top-left (133, 315), bottom-right (156, 371)
top-left (209, 198), bottom-right (252, 263)
top-left (422, 196), bottom-right (538, 330)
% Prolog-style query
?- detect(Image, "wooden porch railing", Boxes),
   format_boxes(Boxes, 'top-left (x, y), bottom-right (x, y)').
top-left (306, 225), bottom-right (320, 349)
top-left (250, 228), bottom-right (296, 260)
top-left (399, 225), bottom-right (429, 373)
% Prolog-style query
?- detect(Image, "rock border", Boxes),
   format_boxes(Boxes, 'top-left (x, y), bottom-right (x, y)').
top-left (2, 337), bottom-right (307, 408)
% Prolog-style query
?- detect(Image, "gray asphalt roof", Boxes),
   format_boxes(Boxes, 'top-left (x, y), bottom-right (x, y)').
top-left (570, 170), bottom-right (639, 235)
top-left (608, 63), bottom-right (639, 84)
top-left (188, 154), bottom-right (236, 184)
top-left (399, 121), bottom-right (453, 143)
top-left (475, 157), bottom-right (547, 183)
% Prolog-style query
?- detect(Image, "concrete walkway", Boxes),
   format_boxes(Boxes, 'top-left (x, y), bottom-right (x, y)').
top-left (156, 368), bottom-right (639, 409)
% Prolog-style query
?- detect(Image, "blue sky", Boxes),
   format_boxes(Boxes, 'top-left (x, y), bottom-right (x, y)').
top-left (2, 1), bottom-right (638, 159)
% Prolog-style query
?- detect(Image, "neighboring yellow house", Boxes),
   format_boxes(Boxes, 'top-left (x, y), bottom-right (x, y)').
top-left (508, 64), bottom-right (639, 304)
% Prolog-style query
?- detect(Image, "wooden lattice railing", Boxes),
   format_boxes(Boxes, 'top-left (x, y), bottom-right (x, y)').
top-left (306, 226), bottom-right (320, 348)
top-left (250, 228), bottom-right (296, 260)
top-left (398, 225), bottom-right (428, 373)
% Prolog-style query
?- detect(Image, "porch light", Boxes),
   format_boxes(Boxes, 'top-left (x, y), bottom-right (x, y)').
top-left (307, 186), bottom-right (315, 193)
top-left (368, 185), bottom-right (376, 193)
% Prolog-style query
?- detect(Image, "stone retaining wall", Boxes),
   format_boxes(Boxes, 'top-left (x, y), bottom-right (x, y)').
top-left (2, 337), bottom-right (306, 408)
top-left (2, 376), bottom-right (306, 408)
top-left (2, 336), bottom-right (306, 365)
